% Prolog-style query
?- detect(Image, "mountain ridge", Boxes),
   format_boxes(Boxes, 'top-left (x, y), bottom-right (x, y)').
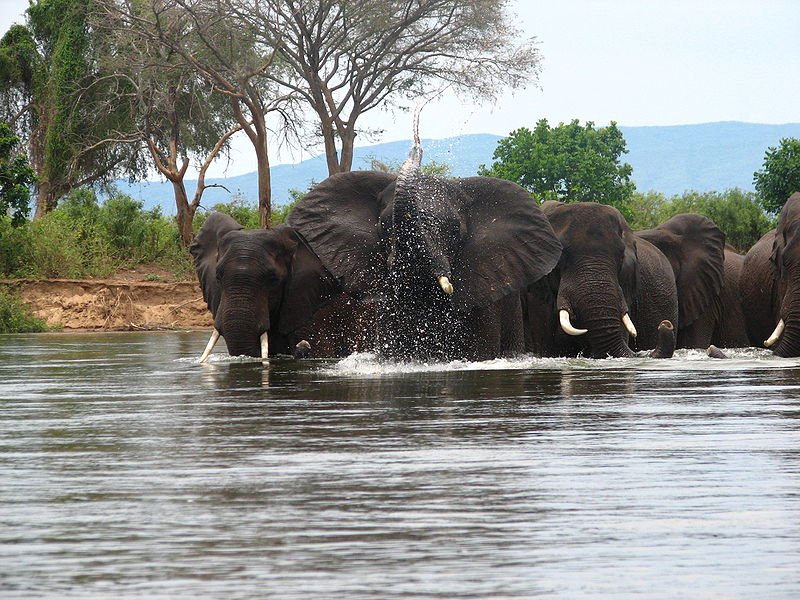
top-left (115, 121), bottom-right (800, 213)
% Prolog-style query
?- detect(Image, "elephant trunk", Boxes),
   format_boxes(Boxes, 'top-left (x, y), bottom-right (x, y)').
top-left (558, 260), bottom-right (635, 358)
top-left (216, 289), bottom-right (270, 358)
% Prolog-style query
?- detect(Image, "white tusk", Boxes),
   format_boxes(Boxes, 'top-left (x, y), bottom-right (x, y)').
top-left (438, 275), bottom-right (454, 295)
top-left (559, 309), bottom-right (588, 336)
top-left (260, 332), bottom-right (270, 360)
top-left (622, 313), bottom-right (637, 338)
top-left (764, 319), bottom-right (785, 347)
top-left (199, 328), bottom-right (220, 363)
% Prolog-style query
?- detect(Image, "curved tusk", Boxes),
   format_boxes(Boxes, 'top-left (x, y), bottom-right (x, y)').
top-left (438, 275), bottom-right (454, 295)
top-left (199, 328), bottom-right (220, 363)
top-left (622, 313), bottom-right (637, 338)
top-left (559, 309), bottom-right (588, 336)
top-left (764, 319), bottom-right (785, 347)
top-left (260, 332), bottom-right (270, 360)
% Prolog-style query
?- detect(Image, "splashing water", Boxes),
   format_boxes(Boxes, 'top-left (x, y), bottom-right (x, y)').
top-left (323, 347), bottom-right (799, 377)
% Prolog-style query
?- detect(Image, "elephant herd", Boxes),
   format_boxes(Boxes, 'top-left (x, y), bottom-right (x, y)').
top-left (189, 142), bottom-right (800, 363)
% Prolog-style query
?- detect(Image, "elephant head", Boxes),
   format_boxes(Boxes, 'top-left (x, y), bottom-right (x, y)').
top-left (750, 192), bottom-right (800, 356)
top-left (540, 201), bottom-right (644, 358)
top-left (288, 158), bottom-right (562, 360)
top-left (636, 213), bottom-right (726, 348)
top-left (190, 212), bottom-right (337, 360)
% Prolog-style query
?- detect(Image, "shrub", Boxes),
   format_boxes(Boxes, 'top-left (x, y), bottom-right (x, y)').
top-left (626, 188), bottom-right (773, 253)
top-left (0, 287), bottom-right (48, 333)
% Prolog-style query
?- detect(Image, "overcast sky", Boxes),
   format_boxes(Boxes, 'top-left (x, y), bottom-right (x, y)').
top-left (2, 0), bottom-right (798, 176)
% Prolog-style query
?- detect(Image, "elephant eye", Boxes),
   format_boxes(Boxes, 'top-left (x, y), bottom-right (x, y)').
top-left (263, 268), bottom-right (281, 288)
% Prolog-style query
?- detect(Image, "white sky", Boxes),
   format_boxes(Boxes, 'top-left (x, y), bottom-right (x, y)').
top-left (2, 0), bottom-right (798, 176)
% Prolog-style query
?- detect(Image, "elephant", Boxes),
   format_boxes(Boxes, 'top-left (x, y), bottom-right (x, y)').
top-left (190, 212), bottom-right (374, 361)
top-left (741, 192), bottom-right (800, 356)
top-left (286, 144), bottom-right (563, 361)
top-left (524, 201), bottom-right (682, 359)
top-left (636, 213), bottom-right (747, 349)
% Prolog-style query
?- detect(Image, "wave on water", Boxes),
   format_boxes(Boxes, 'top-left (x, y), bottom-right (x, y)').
top-left (323, 348), bottom-right (800, 376)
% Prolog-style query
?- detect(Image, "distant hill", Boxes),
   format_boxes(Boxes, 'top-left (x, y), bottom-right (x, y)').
top-left (115, 122), bottom-right (800, 214)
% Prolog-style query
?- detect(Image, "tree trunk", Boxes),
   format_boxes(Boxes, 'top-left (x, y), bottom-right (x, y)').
top-left (34, 178), bottom-right (59, 219)
top-left (172, 179), bottom-right (195, 247)
top-left (256, 141), bottom-right (272, 229)
top-left (320, 118), bottom-right (340, 175)
top-left (339, 128), bottom-right (356, 172)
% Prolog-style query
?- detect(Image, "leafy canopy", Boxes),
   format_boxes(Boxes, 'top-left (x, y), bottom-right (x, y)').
top-left (0, 121), bottom-right (36, 226)
top-left (625, 188), bottom-right (773, 253)
top-left (479, 119), bottom-right (635, 217)
top-left (753, 137), bottom-right (800, 214)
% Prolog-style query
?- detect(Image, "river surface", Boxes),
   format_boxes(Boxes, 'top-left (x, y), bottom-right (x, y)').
top-left (1, 331), bottom-right (800, 599)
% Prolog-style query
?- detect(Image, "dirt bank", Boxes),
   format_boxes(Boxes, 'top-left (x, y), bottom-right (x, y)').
top-left (3, 269), bottom-right (212, 331)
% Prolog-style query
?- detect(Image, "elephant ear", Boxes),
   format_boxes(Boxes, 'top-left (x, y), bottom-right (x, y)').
top-left (451, 177), bottom-right (562, 311)
top-left (620, 227), bottom-right (640, 307)
top-left (189, 212), bottom-right (244, 316)
top-left (771, 192), bottom-right (800, 278)
top-left (287, 171), bottom-right (396, 297)
top-left (637, 213), bottom-right (725, 327)
top-left (277, 228), bottom-right (339, 336)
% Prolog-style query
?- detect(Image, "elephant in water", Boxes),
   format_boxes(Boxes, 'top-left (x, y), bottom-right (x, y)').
top-left (524, 202), bottom-right (712, 359)
top-left (190, 212), bottom-right (374, 361)
top-left (637, 213), bottom-right (748, 349)
top-left (741, 192), bottom-right (800, 356)
top-left (287, 143), bottom-right (563, 361)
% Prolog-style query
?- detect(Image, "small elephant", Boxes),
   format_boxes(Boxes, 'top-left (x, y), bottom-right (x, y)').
top-left (637, 213), bottom-right (747, 349)
top-left (741, 192), bottom-right (800, 356)
top-left (525, 201), bottom-right (678, 358)
top-left (190, 212), bottom-right (374, 361)
top-left (287, 147), bottom-right (563, 361)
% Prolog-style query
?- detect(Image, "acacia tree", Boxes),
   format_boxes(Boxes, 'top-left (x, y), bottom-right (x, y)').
top-left (0, 0), bottom-right (142, 217)
top-left (479, 119), bottom-right (635, 215)
top-left (234, 0), bottom-right (541, 175)
top-left (754, 137), bottom-right (800, 214)
top-left (92, 7), bottom-right (243, 246)
top-left (101, 0), bottom-right (303, 228)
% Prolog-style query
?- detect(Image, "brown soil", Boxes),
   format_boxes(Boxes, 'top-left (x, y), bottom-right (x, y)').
top-left (3, 265), bottom-right (212, 331)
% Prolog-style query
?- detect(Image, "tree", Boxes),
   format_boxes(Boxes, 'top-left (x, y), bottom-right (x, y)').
top-left (101, 0), bottom-right (304, 229)
top-left (0, 122), bottom-right (36, 225)
top-left (479, 119), bottom-right (635, 216)
top-left (92, 6), bottom-right (243, 247)
top-left (625, 188), bottom-right (773, 253)
top-left (238, 0), bottom-right (541, 175)
top-left (754, 137), bottom-right (800, 214)
top-left (0, 0), bottom-right (143, 217)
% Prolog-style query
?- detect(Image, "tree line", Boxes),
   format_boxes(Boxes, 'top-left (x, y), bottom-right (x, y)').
top-left (0, 0), bottom-right (539, 244)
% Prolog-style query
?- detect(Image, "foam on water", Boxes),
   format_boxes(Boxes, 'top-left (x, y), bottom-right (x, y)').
top-left (324, 347), bottom-right (800, 376)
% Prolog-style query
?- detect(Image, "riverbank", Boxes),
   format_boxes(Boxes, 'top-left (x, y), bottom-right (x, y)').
top-left (2, 268), bottom-right (212, 330)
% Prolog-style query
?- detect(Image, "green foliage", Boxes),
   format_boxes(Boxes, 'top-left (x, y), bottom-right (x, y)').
top-left (754, 137), bottom-right (800, 214)
top-left (479, 119), bottom-right (635, 217)
top-left (626, 188), bottom-right (773, 253)
top-left (366, 156), bottom-right (452, 177)
top-left (0, 187), bottom-right (191, 279)
top-left (194, 194), bottom-right (261, 231)
top-left (0, 287), bottom-right (48, 333)
top-left (0, 122), bottom-right (36, 225)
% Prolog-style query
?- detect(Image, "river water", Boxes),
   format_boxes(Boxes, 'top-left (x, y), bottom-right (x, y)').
top-left (1, 331), bottom-right (800, 598)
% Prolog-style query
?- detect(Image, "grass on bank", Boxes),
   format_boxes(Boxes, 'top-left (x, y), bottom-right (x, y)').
top-left (0, 287), bottom-right (48, 333)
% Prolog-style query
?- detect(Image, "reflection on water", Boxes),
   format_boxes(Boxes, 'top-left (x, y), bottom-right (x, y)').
top-left (1, 331), bottom-right (800, 598)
